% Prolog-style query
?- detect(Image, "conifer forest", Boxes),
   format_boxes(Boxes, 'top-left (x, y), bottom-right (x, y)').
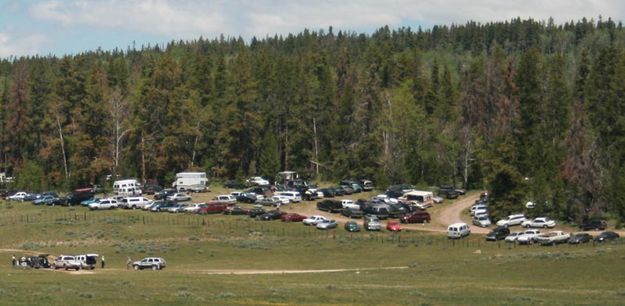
top-left (2, 18), bottom-right (625, 222)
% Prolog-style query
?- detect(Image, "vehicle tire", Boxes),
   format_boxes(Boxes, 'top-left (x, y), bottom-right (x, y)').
top-left (152, 265), bottom-right (158, 271)
top-left (133, 265), bottom-right (139, 270)
top-left (543, 225), bottom-right (548, 228)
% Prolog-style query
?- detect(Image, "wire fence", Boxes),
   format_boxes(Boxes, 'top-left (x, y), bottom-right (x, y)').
top-left (0, 210), bottom-right (623, 250)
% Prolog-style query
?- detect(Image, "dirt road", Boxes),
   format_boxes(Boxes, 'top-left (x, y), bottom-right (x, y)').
top-left (436, 192), bottom-right (489, 234)
top-left (286, 192), bottom-right (487, 234)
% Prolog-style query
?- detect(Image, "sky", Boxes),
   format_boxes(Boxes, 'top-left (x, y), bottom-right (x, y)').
top-left (0, 0), bottom-right (624, 57)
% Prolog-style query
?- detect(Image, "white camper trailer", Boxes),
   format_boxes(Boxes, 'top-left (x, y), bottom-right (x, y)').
top-left (113, 179), bottom-right (142, 196)
top-left (172, 172), bottom-right (208, 192)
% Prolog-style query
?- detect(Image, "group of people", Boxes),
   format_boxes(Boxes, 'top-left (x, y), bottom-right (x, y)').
top-left (11, 254), bottom-right (28, 267)
top-left (11, 254), bottom-right (107, 268)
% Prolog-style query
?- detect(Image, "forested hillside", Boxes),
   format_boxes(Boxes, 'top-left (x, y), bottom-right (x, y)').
top-left (1, 17), bottom-right (625, 222)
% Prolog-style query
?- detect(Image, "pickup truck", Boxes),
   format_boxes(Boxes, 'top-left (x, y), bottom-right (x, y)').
top-left (53, 255), bottom-right (81, 270)
top-left (535, 231), bottom-right (570, 246)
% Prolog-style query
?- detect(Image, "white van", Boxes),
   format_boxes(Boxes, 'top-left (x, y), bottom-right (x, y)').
top-left (113, 179), bottom-right (142, 196)
top-left (121, 197), bottom-right (152, 209)
top-left (274, 191), bottom-right (302, 203)
top-left (74, 254), bottom-right (99, 270)
top-left (448, 223), bottom-right (471, 239)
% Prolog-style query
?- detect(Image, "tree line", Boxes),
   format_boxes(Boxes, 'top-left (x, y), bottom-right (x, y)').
top-left (1, 17), bottom-right (625, 223)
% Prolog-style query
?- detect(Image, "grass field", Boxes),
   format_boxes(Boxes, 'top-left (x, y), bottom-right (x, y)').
top-left (1, 191), bottom-right (624, 305)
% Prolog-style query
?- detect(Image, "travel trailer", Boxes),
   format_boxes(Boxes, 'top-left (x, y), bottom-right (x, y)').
top-left (172, 172), bottom-right (208, 192)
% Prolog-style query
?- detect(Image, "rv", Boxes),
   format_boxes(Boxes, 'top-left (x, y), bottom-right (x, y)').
top-left (172, 172), bottom-right (208, 192)
top-left (400, 190), bottom-right (434, 208)
top-left (113, 179), bottom-right (142, 196)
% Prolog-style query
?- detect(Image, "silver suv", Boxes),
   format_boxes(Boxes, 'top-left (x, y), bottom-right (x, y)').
top-left (364, 215), bottom-right (381, 231)
top-left (132, 257), bottom-right (166, 270)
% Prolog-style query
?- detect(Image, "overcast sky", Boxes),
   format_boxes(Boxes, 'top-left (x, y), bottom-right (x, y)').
top-left (1, 0), bottom-right (624, 57)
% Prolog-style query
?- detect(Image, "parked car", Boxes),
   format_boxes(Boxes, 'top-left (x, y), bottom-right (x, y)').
top-left (167, 193), bottom-right (191, 202)
top-left (485, 226), bottom-right (510, 241)
top-left (303, 215), bottom-right (329, 226)
top-left (223, 206), bottom-right (249, 215)
top-left (258, 197), bottom-right (282, 207)
top-left (568, 233), bottom-right (593, 244)
top-left (516, 229), bottom-right (542, 244)
top-left (386, 220), bottom-right (402, 232)
top-left (522, 217), bottom-right (556, 228)
top-left (183, 203), bottom-right (207, 213)
top-left (504, 231), bottom-right (524, 243)
top-left (339, 185), bottom-right (355, 195)
top-left (281, 213), bottom-right (307, 222)
top-left (33, 195), bottom-right (57, 205)
top-left (53, 255), bottom-right (81, 270)
top-left (316, 219), bottom-right (338, 230)
top-left (594, 231), bottom-right (620, 243)
top-left (340, 199), bottom-right (360, 210)
top-left (332, 186), bottom-right (346, 196)
top-left (473, 215), bottom-right (492, 227)
top-left (236, 192), bottom-right (259, 203)
top-left (6, 191), bottom-right (28, 201)
top-left (359, 179), bottom-right (374, 191)
top-left (223, 180), bottom-right (246, 189)
top-left (400, 211), bottom-right (431, 224)
top-left (120, 197), bottom-right (151, 209)
top-left (274, 191), bottom-right (302, 203)
top-left (150, 200), bottom-right (178, 212)
top-left (246, 176), bottom-right (270, 186)
top-left (74, 254), bottom-right (99, 270)
top-left (341, 208), bottom-right (364, 218)
top-left (248, 206), bottom-right (266, 218)
top-left (363, 204), bottom-right (390, 219)
top-left (197, 202), bottom-right (227, 214)
top-left (364, 215), bottom-right (382, 231)
top-left (496, 214), bottom-right (527, 227)
top-left (25, 254), bottom-right (51, 269)
top-left (470, 205), bottom-right (488, 217)
top-left (142, 184), bottom-right (162, 195)
top-left (439, 186), bottom-right (460, 199)
top-left (432, 196), bottom-right (444, 204)
top-left (259, 210), bottom-right (285, 221)
top-left (344, 221), bottom-right (361, 232)
top-left (578, 219), bottom-right (608, 231)
top-left (535, 231), bottom-right (570, 246)
top-left (447, 222), bottom-right (470, 239)
top-left (166, 203), bottom-right (186, 213)
top-left (154, 188), bottom-right (177, 200)
top-left (319, 188), bottom-right (336, 198)
top-left (88, 198), bottom-right (119, 210)
top-left (214, 194), bottom-right (237, 205)
top-left (317, 199), bottom-right (343, 213)
top-left (132, 257), bottom-right (166, 270)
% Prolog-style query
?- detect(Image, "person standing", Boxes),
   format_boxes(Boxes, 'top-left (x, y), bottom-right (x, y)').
top-left (11, 254), bottom-right (16, 267)
top-left (101, 255), bottom-right (105, 268)
top-left (126, 257), bottom-right (132, 270)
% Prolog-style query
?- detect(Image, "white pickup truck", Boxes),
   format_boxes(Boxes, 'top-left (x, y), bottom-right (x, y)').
top-left (53, 255), bottom-right (81, 270)
top-left (535, 231), bottom-right (570, 245)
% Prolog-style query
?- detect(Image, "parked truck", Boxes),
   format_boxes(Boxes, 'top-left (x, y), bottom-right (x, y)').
top-left (172, 172), bottom-right (208, 192)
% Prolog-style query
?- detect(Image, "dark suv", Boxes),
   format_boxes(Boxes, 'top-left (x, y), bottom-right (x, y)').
top-left (579, 219), bottom-right (607, 231)
top-left (400, 211), bottom-right (431, 223)
top-left (485, 226), bottom-right (510, 241)
top-left (317, 200), bottom-right (342, 213)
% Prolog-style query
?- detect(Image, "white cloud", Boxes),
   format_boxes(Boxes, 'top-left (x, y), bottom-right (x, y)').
top-left (28, 0), bottom-right (625, 41)
top-left (0, 32), bottom-right (49, 57)
top-left (30, 0), bottom-right (226, 39)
